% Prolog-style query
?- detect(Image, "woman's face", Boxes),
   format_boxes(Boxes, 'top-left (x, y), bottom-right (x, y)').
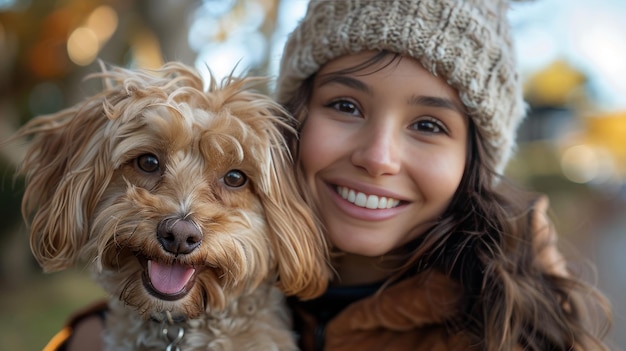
top-left (299, 52), bottom-right (468, 256)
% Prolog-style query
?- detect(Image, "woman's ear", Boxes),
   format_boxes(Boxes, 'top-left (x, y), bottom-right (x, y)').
top-left (18, 98), bottom-right (113, 273)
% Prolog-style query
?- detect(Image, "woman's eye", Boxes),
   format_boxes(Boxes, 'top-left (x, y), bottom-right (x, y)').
top-left (136, 154), bottom-right (160, 173)
top-left (223, 169), bottom-right (247, 188)
top-left (328, 100), bottom-right (361, 116)
top-left (410, 118), bottom-right (447, 134)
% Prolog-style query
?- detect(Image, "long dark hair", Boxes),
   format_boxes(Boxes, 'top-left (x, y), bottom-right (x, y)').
top-left (283, 51), bottom-right (612, 351)
top-left (418, 121), bottom-right (612, 350)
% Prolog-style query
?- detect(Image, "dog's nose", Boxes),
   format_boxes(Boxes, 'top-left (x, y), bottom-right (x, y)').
top-left (157, 219), bottom-right (202, 255)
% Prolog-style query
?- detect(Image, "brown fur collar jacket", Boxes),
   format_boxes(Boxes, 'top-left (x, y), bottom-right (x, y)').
top-left (322, 272), bottom-right (469, 350)
top-left (288, 197), bottom-right (568, 351)
top-left (289, 270), bottom-right (478, 351)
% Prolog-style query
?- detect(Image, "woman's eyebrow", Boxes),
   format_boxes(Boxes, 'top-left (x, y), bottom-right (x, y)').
top-left (408, 95), bottom-right (466, 115)
top-left (316, 74), bottom-right (372, 95)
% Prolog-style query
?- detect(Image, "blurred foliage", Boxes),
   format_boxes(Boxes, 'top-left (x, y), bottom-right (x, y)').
top-left (0, 0), bottom-right (624, 350)
top-left (0, 268), bottom-right (105, 351)
top-left (524, 59), bottom-right (588, 109)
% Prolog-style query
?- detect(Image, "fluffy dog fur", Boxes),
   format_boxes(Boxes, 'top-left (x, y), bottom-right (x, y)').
top-left (14, 62), bottom-right (330, 350)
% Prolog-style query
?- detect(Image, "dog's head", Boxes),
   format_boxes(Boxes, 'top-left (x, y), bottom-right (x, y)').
top-left (17, 62), bottom-right (330, 319)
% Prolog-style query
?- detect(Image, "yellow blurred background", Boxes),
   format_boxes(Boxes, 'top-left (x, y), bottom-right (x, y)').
top-left (1, 0), bottom-right (624, 350)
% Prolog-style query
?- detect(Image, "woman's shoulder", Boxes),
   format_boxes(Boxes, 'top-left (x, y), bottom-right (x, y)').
top-left (331, 271), bottom-right (472, 350)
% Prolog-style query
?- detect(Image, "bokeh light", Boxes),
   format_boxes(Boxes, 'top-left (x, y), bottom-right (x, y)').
top-left (86, 5), bottom-right (118, 43)
top-left (190, 0), bottom-right (271, 82)
top-left (66, 5), bottom-right (118, 66)
top-left (67, 27), bottom-right (99, 66)
top-left (561, 144), bottom-right (614, 184)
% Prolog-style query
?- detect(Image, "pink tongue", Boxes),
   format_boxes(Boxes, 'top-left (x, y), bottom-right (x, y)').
top-left (148, 260), bottom-right (195, 295)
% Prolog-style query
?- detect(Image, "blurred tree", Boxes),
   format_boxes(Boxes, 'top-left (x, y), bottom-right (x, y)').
top-left (524, 59), bottom-right (588, 109)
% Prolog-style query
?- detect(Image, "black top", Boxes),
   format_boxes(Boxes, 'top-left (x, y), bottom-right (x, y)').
top-left (288, 281), bottom-right (384, 351)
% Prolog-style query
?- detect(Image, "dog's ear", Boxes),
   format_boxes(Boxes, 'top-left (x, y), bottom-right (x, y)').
top-left (17, 91), bottom-right (117, 272)
top-left (260, 131), bottom-right (332, 300)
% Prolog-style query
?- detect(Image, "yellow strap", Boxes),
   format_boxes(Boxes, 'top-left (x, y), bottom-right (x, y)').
top-left (42, 326), bottom-right (72, 351)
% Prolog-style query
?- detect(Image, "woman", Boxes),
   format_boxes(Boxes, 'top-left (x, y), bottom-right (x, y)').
top-left (274, 0), bottom-right (612, 350)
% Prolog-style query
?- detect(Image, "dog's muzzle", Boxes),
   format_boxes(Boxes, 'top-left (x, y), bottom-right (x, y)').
top-left (137, 218), bottom-right (203, 301)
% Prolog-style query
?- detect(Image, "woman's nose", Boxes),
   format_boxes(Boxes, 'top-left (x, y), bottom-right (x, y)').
top-left (350, 125), bottom-right (401, 177)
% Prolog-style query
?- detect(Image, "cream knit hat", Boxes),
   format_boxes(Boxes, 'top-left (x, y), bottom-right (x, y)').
top-left (275, 0), bottom-right (527, 175)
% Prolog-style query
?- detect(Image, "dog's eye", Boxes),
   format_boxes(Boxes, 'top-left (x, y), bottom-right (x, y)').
top-left (223, 170), bottom-right (247, 188)
top-left (136, 154), bottom-right (160, 173)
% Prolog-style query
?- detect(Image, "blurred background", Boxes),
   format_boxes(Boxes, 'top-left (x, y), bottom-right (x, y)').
top-left (0, 0), bottom-right (624, 350)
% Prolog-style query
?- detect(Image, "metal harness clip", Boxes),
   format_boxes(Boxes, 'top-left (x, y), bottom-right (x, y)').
top-left (161, 311), bottom-right (185, 351)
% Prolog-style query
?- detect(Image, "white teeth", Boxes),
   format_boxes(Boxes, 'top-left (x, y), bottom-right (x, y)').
top-left (336, 186), bottom-right (400, 209)
top-left (348, 189), bottom-right (356, 203)
top-left (378, 197), bottom-right (387, 208)
top-left (355, 192), bottom-right (367, 207)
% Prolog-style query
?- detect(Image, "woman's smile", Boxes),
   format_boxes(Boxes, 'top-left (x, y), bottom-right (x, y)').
top-left (325, 181), bottom-right (409, 223)
top-left (335, 185), bottom-right (401, 209)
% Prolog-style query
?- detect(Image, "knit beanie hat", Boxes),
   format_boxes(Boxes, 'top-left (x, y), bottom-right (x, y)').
top-left (275, 0), bottom-right (526, 175)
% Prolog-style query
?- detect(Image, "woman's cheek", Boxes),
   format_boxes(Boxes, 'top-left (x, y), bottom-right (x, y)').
top-left (299, 113), bottom-right (335, 175)
top-left (297, 119), bottom-right (319, 189)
